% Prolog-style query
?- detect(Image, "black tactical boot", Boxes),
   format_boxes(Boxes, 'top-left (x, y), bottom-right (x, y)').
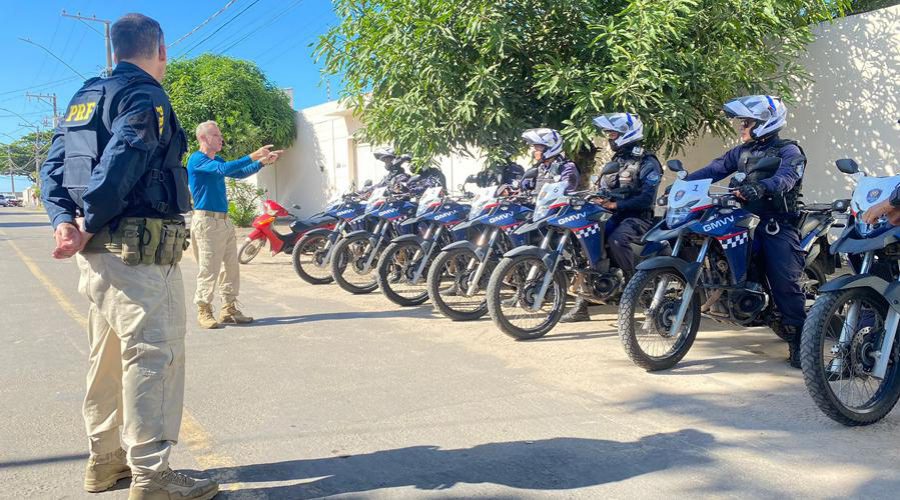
top-left (560, 297), bottom-right (591, 323)
top-left (784, 324), bottom-right (802, 369)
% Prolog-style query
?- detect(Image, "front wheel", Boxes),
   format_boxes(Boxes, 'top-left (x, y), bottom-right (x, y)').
top-left (377, 240), bottom-right (430, 307)
top-left (238, 238), bottom-right (265, 264)
top-left (330, 233), bottom-right (380, 294)
top-left (801, 288), bottom-right (900, 426)
top-left (291, 232), bottom-right (335, 285)
top-left (618, 268), bottom-right (700, 371)
top-left (486, 254), bottom-right (567, 340)
top-left (428, 247), bottom-right (490, 321)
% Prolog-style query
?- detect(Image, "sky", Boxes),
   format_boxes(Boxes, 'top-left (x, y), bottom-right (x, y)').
top-left (0, 0), bottom-right (341, 193)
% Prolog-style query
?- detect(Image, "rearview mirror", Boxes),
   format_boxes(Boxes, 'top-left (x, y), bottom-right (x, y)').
top-left (364, 179), bottom-right (373, 187)
top-left (600, 161), bottom-right (621, 176)
top-left (832, 198), bottom-right (850, 212)
top-left (836, 158), bottom-right (860, 175)
top-left (292, 204), bottom-right (302, 210)
top-left (666, 159), bottom-right (684, 172)
top-left (465, 174), bottom-right (477, 184)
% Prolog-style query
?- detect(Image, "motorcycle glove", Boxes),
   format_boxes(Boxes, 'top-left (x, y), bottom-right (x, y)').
top-left (739, 182), bottom-right (766, 202)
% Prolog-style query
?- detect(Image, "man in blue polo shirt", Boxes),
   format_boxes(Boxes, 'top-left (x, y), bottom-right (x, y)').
top-left (188, 120), bottom-right (282, 329)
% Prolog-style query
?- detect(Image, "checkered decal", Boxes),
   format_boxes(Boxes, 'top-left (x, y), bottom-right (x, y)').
top-left (502, 223), bottom-right (523, 234)
top-left (718, 231), bottom-right (748, 249)
top-left (574, 224), bottom-right (601, 239)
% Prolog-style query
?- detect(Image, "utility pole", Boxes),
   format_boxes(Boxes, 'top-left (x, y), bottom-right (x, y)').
top-left (61, 10), bottom-right (113, 76)
top-left (6, 145), bottom-right (14, 197)
top-left (18, 123), bottom-right (42, 192)
top-left (26, 93), bottom-right (59, 127)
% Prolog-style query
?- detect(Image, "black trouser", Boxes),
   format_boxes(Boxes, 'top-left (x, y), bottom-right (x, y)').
top-left (751, 220), bottom-right (806, 329)
top-left (605, 216), bottom-right (652, 277)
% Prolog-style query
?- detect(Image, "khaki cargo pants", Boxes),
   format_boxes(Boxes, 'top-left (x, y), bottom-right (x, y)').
top-left (76, 251), bottom-right (186, 477)
top-left (191, 212), bottom-right (240, 306)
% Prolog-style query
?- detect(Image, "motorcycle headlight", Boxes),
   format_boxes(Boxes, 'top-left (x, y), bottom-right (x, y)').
top-left (666, 207), bottom-right (691, 228)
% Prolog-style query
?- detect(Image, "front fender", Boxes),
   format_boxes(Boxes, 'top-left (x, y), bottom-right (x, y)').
top-left (503, 245), bottom-right (547, 259)
top-left (299, 227), bottom-right (335, 240)
top-left (636, 256), bottom-right (702, 287)
top-left (391, 234), bottom-right (426, 245)
top-left (247, 228), bottom-right (264, 240)
top-left (820, 274), bottom-right (900, 314)
top-left (442, 240), bottom-right (487, 261)
top-left (344, 229), bottom-right (373, 240)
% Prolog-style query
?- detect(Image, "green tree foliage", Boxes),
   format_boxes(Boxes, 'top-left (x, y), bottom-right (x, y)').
top-left (163, 54), bottom-right (296, 160)
top-left (226, 179), bottom-right (265, 227)
top-left (1, 130), bottom-right (54, 181)
top-left (318, 0), bottom-right (848, 168)
top-left (849, 0), bottom-right (899, 14)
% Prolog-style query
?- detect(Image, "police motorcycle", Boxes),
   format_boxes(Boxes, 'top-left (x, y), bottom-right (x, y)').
top-left (427, 175), bottom-right (536, 321)
top-left (329, 177), bottom-right (423, 294)
top-left (376, 183), bottom-right (472, 306)
top-left (291, 184), bottom-right (371, 284)
top-left (485, 163), bottom-right (645, 340)
top-left (801, 159), bottom-right (900, 426)
top-left (616, 158), bottom-right (843, 371)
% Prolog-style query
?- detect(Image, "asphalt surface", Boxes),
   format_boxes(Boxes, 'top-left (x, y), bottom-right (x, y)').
top-left (1, 206), bottom-right (899, 499)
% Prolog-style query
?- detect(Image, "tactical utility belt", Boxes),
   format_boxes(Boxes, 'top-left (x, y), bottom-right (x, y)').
top-left (84, 217), bottom-right (189, 266)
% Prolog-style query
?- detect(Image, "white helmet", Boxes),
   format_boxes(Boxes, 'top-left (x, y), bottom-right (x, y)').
top-left (592, 112), bottom-right (643, 150)
top-left (723, 95), bottom-right (787, 140)
top-left (521, 128), bottom-right (563, 159)
top-left (373, 146), bottom-right (396, 162)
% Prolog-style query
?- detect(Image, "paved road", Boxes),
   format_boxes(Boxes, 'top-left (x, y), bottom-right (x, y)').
top-left (2, 207), bottom-right (899, 499)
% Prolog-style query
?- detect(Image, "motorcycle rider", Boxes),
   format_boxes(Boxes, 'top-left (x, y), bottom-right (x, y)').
top-left (561, 113), bottom-right (662, 323)
top-left (373, 147), bottom-right (411, 188)
top-left (683, 95), bottom-right (808, 368)
top-left (372, 146), bottom-right (444, 192)
top-left (520, 128), bottom-right (580, 195)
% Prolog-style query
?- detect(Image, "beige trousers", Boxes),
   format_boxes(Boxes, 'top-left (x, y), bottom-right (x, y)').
top-left (191, 214), bottom-right (240, 306)
top-left (76, 251), bottom-right (186, 477)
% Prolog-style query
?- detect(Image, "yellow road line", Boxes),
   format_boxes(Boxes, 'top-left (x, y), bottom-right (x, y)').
top-left (0, 227), bottom-right (251, 494)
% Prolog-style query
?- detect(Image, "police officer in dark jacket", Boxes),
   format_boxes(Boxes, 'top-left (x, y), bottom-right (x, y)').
top-left (684, 95), bottom-right (808, 368)
top-left (40, 13), bottom-right (218, 499)
top-left (520, 128), bottom-right (580, 198)
top-left (561, 113), bottom-right (662, 323)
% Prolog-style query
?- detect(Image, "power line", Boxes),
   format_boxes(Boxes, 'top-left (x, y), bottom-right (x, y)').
top-left (175, 0), bottom-right (262, 59)
top-left (78, 18), bottom-right (105, 37)
top-left (254, 20), bottom-right (331, 67)
top-left (216, 0), bottom-right (305, 55)
top-left (170, 0), bottom-right (241, 48)
top-left (0, 76), bottom-right (81, 97)
top-left (18, 38), bottom-right (88, 80)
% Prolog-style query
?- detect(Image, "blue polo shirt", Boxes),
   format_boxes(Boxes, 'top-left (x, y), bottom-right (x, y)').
top-left (187, 151), bottom-right (263, 213)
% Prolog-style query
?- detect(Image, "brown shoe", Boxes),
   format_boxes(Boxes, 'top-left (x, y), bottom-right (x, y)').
top-left (197, 304), bottom-right (221, 329)
top-left (129, 468), bottom-right (218, 500)
top-left (219, 302), bottom-right (253, 324)
top-left (84, 448), bottom-right (131, 493)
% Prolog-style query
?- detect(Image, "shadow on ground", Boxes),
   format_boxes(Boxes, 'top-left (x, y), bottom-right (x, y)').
top-left (252, 308), bottom-right (436, 326)
top-left (208, 430), bottom-right (716, 498)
